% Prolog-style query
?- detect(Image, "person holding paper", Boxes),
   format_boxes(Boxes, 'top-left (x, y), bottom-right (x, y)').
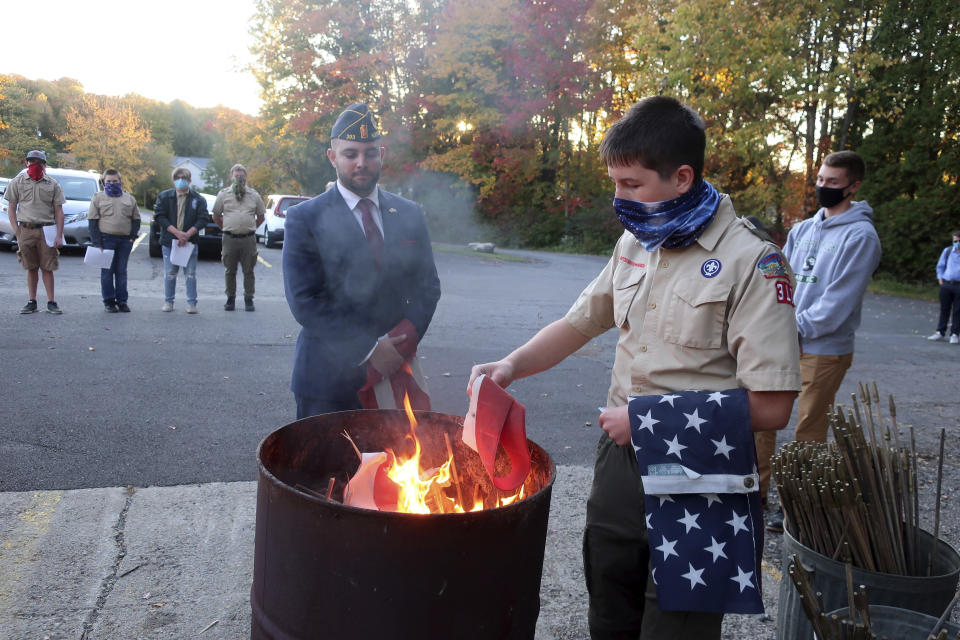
top-left (283, 103), bottom-right (441, 419)
top-left (3, 150), bottom-right (65, 315)
top-left (88, 169), bottom-right (141, 313)
top-left (212, 163), bottom-right (265, 311)
top-left (153, 167), bottom-right (210, 314)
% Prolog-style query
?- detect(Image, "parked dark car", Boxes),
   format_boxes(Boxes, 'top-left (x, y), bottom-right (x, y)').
top-left (148, 193), bottom-right (221, 258)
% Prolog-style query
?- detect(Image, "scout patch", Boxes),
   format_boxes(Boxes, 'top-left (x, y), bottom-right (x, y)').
top-left (757, 252), bottom-right (788, 279)
top-left (775, 281), bottom-right (794, 306)
top-left (701, 258), bottom-right (721, 278)
top-left (796, 274), bottom-right (818, 284)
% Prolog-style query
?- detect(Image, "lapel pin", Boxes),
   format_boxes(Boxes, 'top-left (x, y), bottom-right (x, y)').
top-left (388, 208), bottom-right (398, 214)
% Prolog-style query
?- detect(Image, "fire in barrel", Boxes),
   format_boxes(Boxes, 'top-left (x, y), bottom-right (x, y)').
top-left (250, 394), bottom-right (554, 640)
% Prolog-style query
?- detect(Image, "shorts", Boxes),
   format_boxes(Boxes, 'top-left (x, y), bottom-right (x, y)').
top-left (16, 226), bottom-right (59, 271)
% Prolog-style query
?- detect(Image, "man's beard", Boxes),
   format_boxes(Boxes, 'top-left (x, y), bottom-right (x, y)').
top-left (338, 166), bottom-right (379, 196)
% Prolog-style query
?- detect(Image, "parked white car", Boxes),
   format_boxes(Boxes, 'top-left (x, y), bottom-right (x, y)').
top-left (256, 194), bottom-right (309, 248)
top-left (0, 168), bottom-right (102, 248)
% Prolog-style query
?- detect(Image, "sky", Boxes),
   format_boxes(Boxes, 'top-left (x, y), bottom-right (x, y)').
top-left (5, 0), bottom-right (263, 115)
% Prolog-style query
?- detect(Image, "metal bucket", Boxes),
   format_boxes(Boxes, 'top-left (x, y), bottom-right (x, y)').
top-left (777, 528), bottom-right (960, 640)
top-left (824, 605), bottom-right (960, 638)
top-left (250, 409), bottom-right (555, 640)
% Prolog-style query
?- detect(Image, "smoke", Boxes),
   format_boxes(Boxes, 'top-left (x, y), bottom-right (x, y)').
top-left (393, 170), bottom-right (493, 245)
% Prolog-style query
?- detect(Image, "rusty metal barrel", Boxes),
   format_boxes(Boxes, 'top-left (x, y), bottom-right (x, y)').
top-left (251, 409), bottom-right (555, 640)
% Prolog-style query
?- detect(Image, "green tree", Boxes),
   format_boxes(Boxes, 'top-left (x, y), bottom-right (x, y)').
top-left (62, 94), bottom-right (152, 185)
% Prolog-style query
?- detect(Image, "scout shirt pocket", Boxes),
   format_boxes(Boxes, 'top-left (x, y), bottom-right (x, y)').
top-left (612, 259), bottom-right (647, 328)
top-left (660, 277), bottom-right (731, 349)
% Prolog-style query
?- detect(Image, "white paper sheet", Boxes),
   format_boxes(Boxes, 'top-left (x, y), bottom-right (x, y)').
top-left (42, 225), bottom-right (58, 247)
top-left (83, 246), bottom-right (115, 269)
top-left (169, 241), bottom-right (194, 267)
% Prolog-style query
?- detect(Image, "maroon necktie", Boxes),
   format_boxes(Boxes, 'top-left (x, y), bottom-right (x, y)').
top-left (357, 198), bottom-right (384, 268)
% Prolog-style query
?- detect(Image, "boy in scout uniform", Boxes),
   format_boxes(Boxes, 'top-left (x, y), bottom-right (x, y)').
top-left (212, 163), bottom-right (265, 311)
top-left (468, 96), bottom-right (801, 639)
top-left (3, 150), bottom-right (66, 314)
top-left (88, 169), bottom-right (141, 312)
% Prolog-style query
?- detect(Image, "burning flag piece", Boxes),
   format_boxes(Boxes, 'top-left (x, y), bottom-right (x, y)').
top-left (463, 374), bottom-right (530, 491)
top-left (343, 385), bottom-right (530, 514)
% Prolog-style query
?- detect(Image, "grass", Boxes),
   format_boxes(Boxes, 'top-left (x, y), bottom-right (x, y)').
top-left (432, 243), bottom-right (532, 262)
top-left (867, 277), bottom-right (939, 301)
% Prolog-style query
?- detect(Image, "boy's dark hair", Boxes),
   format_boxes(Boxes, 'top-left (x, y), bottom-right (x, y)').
top-left (823, 150), bottom-right (865, 184)
top-left (599, 96), bottom-right (706, 181)
top-left (103, 169), bottom-right (120, 178)
top-left (952, 230), bottom-right (960, 239)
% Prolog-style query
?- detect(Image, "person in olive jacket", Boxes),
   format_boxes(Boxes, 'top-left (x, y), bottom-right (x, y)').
top-left (153, 167), bottom-right (210, 314)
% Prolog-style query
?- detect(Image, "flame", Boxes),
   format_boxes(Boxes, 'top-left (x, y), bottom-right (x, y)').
top-left (377, 393), bottom-right (525, 514)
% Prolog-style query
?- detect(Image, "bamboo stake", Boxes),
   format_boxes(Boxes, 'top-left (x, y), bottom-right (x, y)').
top-left (931, 429), bottom-right (946, 576)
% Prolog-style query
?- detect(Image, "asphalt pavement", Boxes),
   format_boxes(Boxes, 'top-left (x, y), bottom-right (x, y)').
top-left (1, 239), bottom-right (958, 639)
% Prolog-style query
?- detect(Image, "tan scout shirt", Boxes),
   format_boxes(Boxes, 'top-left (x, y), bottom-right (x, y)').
top-left (3, 172), bottom-right (65, 224)
top-left (212, 187), bottom-right (265, 233)
top-left (565, 196), bottom-right (801, 407)
top-left (88, 191), bottom-right (141, 236)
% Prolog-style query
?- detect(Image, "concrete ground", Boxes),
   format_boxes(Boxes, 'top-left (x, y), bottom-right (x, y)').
top-left (0, 466), bottom-right (786, 640)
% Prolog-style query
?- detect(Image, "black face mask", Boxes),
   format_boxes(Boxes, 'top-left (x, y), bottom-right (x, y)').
top-left (816, 183), bottom-right (851, 209)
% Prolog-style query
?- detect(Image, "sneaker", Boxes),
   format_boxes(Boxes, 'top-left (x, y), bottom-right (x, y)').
top-left (104, 301), bottom-right (119, 313)
top-left (162, 302), bottom-right (174, 312)
top-left (19, 299), bottom-right (38, 314)
top-left (245, 297), bottom-right (255, 312)
top-left (186, 303), bottom-right (199, 314)
top-left (46, 301), bottom-right (62, 315)
top-left (224, 297), bottom-right (235, 311)
top-left (765, 509), bottom-right (784, 533)
top-left (928, 331), bottom-right (944, 341)
top-left (118, 303), bottom-right (131, 313)
top-left (951, 334), bottom-right (959, 345)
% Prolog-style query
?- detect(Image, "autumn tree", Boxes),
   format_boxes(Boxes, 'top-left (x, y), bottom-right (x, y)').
top-left (62, 94), bottom-right (152, 186)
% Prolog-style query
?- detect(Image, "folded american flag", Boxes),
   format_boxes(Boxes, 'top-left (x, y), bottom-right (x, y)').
top-left (629, 388), bottom-right (764, 614)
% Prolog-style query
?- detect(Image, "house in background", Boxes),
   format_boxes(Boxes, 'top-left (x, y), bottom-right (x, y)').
top-left (170, 157), bottom-right (213, 190)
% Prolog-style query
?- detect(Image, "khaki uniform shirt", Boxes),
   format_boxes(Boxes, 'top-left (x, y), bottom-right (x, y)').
top-left (213, 187), bottom-right (265, 233)
top-left (88, 191), bottom-right (141, 236)
top-left (3, 172), bottom-right (65, 224)
top-left (565, 196), bottom-right (801, 407)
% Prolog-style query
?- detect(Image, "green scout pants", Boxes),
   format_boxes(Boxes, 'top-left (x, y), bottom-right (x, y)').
top-left (584, 434), bottom-right (723, 640)
top-left (222, 234), bottom-right (258, 299)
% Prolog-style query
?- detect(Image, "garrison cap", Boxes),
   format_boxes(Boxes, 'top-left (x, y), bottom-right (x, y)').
top-left (26, 150), bottom-right (47, 162)
top-left (330, 104), bottom-right (381, 142)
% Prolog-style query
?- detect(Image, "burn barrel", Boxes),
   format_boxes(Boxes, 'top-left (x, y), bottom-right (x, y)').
top-left (251, 409), bottom-right (555, 640)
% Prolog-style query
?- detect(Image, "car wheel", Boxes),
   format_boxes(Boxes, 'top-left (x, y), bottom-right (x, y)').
top-left (149, 233), bottom-right (161, 258)
top-left (265, 229), bottom-right (277, 248)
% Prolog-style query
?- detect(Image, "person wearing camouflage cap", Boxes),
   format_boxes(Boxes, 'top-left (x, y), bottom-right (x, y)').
top-left (282, 103), bottom-right (441, 418)
top-left (3, 150), bottom-right (66, 314)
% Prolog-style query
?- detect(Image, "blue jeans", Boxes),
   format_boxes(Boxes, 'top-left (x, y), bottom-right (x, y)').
top-left (937, 282), bottom-right (960, 336)
top-left (161, 242), bottom-right (198, 304)
top-left (100, 234), bottom-right (133, 304)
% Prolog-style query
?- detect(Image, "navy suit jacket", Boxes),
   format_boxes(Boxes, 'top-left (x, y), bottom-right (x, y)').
top-left (282, 186), bottom-right (441, 403)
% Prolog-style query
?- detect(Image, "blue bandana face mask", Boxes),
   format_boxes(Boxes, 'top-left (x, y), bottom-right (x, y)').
top-left (613, 179), bottom-right (722, 251)
top-left (104, 181), bottom-right (122, 197)
top-left (174, 178), bottom-right (189, 190)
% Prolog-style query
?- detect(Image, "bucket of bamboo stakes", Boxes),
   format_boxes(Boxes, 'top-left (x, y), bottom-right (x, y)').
top-left (824, 605), bottom-right (960, 638)
top-left (777, 528), bottom-right (960, 640)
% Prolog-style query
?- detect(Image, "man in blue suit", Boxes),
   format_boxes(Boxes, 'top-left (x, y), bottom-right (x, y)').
top-left (283, 104), bottom-right (441, 418)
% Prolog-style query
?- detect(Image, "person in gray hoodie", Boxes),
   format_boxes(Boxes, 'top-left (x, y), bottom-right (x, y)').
top-left (760, 150), bottom-right (881, 532)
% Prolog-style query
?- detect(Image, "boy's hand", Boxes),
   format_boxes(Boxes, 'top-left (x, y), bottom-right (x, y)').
top-left (467, 360), bottom-right (516, 394)
top-left (598, 405), bottom-right (632, 446)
